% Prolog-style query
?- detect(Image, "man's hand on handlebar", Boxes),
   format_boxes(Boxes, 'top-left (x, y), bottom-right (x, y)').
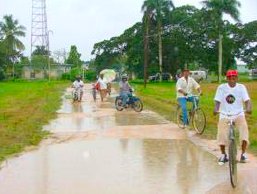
top-left (213, 109), bottom-right (219, 116)
top-left (246, 109), bottom-right (252, 115)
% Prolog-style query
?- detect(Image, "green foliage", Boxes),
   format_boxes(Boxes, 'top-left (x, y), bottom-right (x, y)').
top-left (0, 15), bottom-right (26, 79)
top-left (31, 55), bottom-right (48, 69)
top-left (235, 21), bottom-right (257, 68)
top-left (69, 67), bottom-right (82, 81)
top-left (32, 46), bottom-right (49, 56)
top-left (0, 81), bottom-right (68, 161)
top-left (0, 67), bottom-right (5, 80)
top-left (133, 81), bottom-right (257, 152)
top-left (89, 2), bottom-right (256, 81)
top-left (65, 45), bottom-right (82, 68)
top-left (85, 70), bottom-right (97, 81)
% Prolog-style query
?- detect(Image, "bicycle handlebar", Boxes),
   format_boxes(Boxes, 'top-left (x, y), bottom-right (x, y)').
top-left (187, 94), bottom-right (200, 97)
top-left (218, 111), bottom-right (245, 117)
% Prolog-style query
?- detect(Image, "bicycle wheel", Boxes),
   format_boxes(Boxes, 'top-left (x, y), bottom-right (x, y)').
top-left (192, 108), bottom-right (206, 134)
top-left (115, 98), bottom-right (124, 111)
top-left (73, 91), bottom-right (78, 102)
top-left (176, 106), bottom-right (185, 129)
top-left (133, 99), bottom-right (143, 112)
top-left (229, 138), bottom-right (237, 188)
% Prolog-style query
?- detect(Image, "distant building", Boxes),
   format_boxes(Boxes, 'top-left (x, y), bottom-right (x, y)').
top-left (237, 64), bottom-right (249, 73)
top-left (22, 64), bottom-right (72, 79)
top-left (82, 62), bottom-right (90, 70)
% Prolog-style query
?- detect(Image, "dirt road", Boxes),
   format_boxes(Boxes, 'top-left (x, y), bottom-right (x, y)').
top-left (0, 84), bottom-right (256, 194)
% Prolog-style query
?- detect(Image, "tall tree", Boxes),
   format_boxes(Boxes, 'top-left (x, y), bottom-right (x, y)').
top-left (202, 0), bottom-right (241, 82)
top-left (32, 46), bottom-right (49, 56)
top-left (65, 45), bottom-right (82, 69)
top-left (0, 15), bottom-right (26, 78)
top-left (142, 0), bottom-right (175, 81)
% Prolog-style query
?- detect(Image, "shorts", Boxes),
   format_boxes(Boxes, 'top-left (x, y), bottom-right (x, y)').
top-left (217, 115), bottom-right (249, 146)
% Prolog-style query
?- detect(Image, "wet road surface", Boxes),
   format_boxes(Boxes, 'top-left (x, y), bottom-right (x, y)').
top-left (0, 85), bottom-right (257, 194)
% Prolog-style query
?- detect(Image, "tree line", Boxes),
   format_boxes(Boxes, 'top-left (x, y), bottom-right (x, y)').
top-left (0, 14), bottom-right (85, 81)
top-left (1, 0), bottom-right (256, 82)
top-left (91, 0), bottom-right (257, 83)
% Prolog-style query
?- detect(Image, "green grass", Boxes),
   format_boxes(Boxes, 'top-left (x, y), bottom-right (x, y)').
top-left (0, 81), bottom-right (69, 162)
top-left (132, 81), bottom-right (257, 154)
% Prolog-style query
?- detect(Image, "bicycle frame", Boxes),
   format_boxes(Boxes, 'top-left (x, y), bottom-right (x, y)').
top-left (219, 111), bottom-right (244, 188)
top-left (219, 111), bottom-right (244, 139)
top-left (187, 95), bottom-right (200, 116)
top-left (176, 95), bottom-right (206, 134)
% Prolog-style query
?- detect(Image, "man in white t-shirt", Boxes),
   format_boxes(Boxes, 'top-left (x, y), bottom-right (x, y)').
top-left (72, 75), bottom-right (84, 101)
top-left (176, 69), bottom-right (202, 128)
top-left (214, 69), bottom-right (252, 165)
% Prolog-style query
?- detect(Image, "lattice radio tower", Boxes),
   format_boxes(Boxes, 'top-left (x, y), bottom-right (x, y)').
top-left (31, 0), bottom-right (48, 56)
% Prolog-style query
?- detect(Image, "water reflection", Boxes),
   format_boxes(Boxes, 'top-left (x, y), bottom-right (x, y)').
top-left (120, 139), bottom-right (129, 151)
top-left (72, 103), bottom-right (83, 131)
top-left (0, 139), bottom-right (245, 194)
top-left (175, 141), bottom-right (199, 194)
top-left (114, 111), bottom-right (168, 126)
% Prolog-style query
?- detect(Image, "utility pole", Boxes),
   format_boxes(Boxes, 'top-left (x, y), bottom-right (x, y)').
top-left (218, 34), bottom-right (223, 83)
top-left (47, 30), bottom-right (53, 82)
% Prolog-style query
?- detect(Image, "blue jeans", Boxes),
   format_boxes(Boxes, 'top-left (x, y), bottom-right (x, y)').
top-left (120, 91), bottom-right (130, 106)
top-left (177, 96), bottom-right (199, 125)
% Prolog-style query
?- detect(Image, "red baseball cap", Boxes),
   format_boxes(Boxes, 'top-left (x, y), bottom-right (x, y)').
top-left (226, 70), bottom-right (238, 77)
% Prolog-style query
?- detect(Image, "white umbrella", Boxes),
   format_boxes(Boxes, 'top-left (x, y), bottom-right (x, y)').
top-left (100, 69), bottom-right (116, 82)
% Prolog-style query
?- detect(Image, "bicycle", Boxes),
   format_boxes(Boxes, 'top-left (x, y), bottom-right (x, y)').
top-left (219, 111), bottom-right (244, 188)
top-left (72, 87), bottom-right (82, 103)
top-left (176, 95), bottom-right (206, 134)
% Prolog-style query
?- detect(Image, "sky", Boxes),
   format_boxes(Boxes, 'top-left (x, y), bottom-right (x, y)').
top-left (0, 0), bottom-right (257, 61)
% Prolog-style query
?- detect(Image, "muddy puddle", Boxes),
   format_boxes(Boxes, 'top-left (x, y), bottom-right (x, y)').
top-left (0, 85), bottom-right (256, 194)
top-left (0, 139), bottom-right (232, 194)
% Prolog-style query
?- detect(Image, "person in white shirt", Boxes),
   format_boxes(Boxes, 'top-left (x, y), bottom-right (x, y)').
top-left (214, 69), bottom-right (252, 164)
top-left (176, 69), bottom-right (202, 127)
top-left (97, 73), bottom-right (107, 102)
top-left (72, 75), bottom-right (84, 101)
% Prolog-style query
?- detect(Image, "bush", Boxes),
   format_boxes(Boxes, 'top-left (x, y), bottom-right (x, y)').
top-left (61, 68), bottom-right (81, 81)
top-left (61, 68), bottom-right (97, 82)
top-left (0, 68), bottom-right (6, 81)
top-left (85, 70), bottom-right (97, 81)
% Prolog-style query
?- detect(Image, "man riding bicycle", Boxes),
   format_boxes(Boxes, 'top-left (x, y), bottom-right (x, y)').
top-left (214, 70), bottom-right (252, 165)
top-left (176, 69), bottom-right (202, 128)
top-left (119, 74), bottom-right (132, 108)
top-left (72, 75), bottom-right (84, 102)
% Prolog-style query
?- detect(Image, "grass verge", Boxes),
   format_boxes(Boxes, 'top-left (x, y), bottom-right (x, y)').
top-left (132, 81), bottom-right (257, 154)
top-left (0, 81), bottom-right (69, 162)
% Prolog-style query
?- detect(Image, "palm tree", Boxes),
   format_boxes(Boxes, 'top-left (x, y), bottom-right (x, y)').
top-left (142, 12), bottom-right (150, 88)
top-left (202, 0), bottom-right (241, 83)
top-left (0, 15), bottom-right (26, 78)
top-left (142, 0), bottom-right (175, 81)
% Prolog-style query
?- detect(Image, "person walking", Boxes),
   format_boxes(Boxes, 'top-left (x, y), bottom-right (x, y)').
top-left (96, 73), bottom-right (107, 102)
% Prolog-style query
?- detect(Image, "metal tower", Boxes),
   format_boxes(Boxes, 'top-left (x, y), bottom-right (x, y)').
top-left (31, 0), bottom-right (48, 55)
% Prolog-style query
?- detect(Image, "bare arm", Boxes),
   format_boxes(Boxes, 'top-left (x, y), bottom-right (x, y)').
top-left (197, 87), bottom-right (202, 95)
top-left (178, 89), bottom-right (187, 96)
top-left (213, 101), bottom-right (220, 115)
top-left (245, 100), bottom-right (252, 114)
